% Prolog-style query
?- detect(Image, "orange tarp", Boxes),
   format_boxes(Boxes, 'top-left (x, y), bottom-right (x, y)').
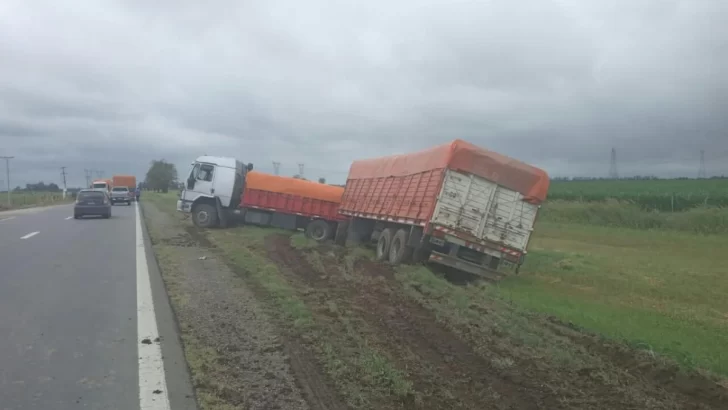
top-left (245, 171), bottom-right (344, 203)
top-left (347, 139), bottom-right (550, 203)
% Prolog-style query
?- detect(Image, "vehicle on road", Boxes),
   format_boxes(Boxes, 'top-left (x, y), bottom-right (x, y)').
top-left (74, 189), bottom-right (112, 219)
top-left (177, 157), bottom-right (347, 240)
top-left (110, 186), bottom-right (133, 205)
top-left (112, 175), bottom-right (137, 201)
top-left (90, 179), bottom-right (112, 194)
top-left (338, 139), bottom-right (550, 280)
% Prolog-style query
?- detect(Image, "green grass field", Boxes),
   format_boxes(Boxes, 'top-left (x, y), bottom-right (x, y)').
top-left (496, 222), bottom-right (728, 376)
top-left (0, 191), bottom-right (72, 210)
top-left (549, 179), bottom-right (728, 211)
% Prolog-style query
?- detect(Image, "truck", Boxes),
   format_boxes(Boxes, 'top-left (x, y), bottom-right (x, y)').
top-left (112, 175), bottom-right (137, 201)
top-left (177, 156), bottom-right (347, 240)
top-left (338, 139), bottom-right (550, 280)
top-left (90, 179), bottom-right (112, 194)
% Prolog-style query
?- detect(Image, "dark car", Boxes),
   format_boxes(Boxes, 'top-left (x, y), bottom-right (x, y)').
top-left (74, 189), bottom-right (112, 219)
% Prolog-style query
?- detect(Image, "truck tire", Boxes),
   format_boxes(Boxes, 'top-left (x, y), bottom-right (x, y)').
top-left (305, 219), bottom-right (331, 241)
top-left (389, 228), bottom-right (413, 265)
top-left (376, 228), bottom-right (393, 262)
top-left (192, 203), bottom-right (218, 228)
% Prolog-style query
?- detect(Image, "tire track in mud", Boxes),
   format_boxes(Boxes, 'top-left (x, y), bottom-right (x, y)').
top-left (265, 235), bottom-right (550, 410)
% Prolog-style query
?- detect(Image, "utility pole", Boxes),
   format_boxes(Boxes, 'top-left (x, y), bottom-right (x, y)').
top-left (84, 169), bottom-right (92, 187)
top-left (272, 161), bottom-right (281, 176)
top-left (698, 150), bottom-right (707, 179)
top-left (298, 163), bottom-right (305, 179)
top-left (0, 156), bottom-right (13, 208)
top-left (608, 148), bottom-right (618, 179)
top-left (60, 166), bottom-right (68, 199)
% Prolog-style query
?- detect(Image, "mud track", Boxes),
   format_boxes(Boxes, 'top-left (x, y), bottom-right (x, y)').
top-left (265, 234), bottom-right (728, 410)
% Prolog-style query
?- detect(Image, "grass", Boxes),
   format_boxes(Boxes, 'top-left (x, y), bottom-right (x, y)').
top-left (548, 179), bottom-right (728, 211)
top-left (0, 191), bottom-right (72, 210)
top-left (495, 221), bottom-right (728, 376)
top-left (541, 200), bottom-right (728, 234)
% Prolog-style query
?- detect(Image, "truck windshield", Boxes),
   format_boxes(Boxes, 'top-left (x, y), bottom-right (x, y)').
top-left (92, 183), bottom-right (107, 188)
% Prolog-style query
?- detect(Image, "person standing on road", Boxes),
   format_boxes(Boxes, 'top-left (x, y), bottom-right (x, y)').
top-left (135, 187), bottom-right (141, 201)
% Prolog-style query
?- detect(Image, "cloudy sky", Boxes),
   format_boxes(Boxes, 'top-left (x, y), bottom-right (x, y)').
top-left (0, 0), bottom-right (726, 188)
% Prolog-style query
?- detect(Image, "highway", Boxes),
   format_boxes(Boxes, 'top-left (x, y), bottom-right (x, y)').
top-left (0, 203), bottom-right (195, 410)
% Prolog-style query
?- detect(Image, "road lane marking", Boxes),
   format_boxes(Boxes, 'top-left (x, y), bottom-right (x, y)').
top-left (65, 216), bottom-right (73, 220)
top-left (135, 202), bottom-right (171, 410)
top-left (0, 216), bottom-right (16, 222)
top-left (21, 231), bottom-right (39, 239)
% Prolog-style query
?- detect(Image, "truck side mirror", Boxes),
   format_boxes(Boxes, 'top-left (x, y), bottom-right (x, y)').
top-left (187, 176), bottom-right (195, 190)
top-left (247, 163), bottom-right (254, 171)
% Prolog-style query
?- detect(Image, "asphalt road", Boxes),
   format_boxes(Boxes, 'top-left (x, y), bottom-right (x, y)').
top-left (0, 203), bottom-right (195, 410)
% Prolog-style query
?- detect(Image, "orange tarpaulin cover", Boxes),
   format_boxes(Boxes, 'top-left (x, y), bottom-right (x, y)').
top-left (245, 171), bottom-right (344, 203)
top-left (347, 139), bottom-right (550, 203)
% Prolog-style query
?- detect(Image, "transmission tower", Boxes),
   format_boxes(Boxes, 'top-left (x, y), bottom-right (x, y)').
top-left (298, 163), bottom-right (305, 179)
top-left (84, 169), bottom-right (93, 187)
top-left (0, 156), bottom-right (13, 207)
top-left (272, 161), bottom-right (281, 176)
top-left (95, 170), bottom-right (104, 179)
top-left (608, 148), bottom-right (618, 179)
top-left (698, 150), bottom-right (707, 179)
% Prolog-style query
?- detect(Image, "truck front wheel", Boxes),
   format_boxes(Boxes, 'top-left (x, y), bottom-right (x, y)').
top-left (192, 203), bottom-right (218, 228)
top-left (376, 228), bottom-right (393, 261)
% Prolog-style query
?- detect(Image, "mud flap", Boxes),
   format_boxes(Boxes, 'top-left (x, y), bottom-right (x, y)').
top-left (215, 197), bottom-right (228, 228)
top-left (334, 220), bottom-right (349, 246)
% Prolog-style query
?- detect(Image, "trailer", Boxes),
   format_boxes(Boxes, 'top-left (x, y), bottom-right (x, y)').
top-left (338, 139), bottom-right (550, 280)
top-left (177, 156), bottom-right (346, 240)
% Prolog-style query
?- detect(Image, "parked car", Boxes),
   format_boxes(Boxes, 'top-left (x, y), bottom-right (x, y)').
top-left (110, 186), bottom-right (132, 205)
top-left (74, 189), bottom-right (112, 219)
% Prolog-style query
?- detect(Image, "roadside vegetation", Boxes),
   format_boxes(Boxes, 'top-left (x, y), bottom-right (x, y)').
top-left (0, 191), bottom-right (72, 211)
top-left (549, 178), bottom-right (728, 211)
top-left (142, 190), bottom-right (727, 410)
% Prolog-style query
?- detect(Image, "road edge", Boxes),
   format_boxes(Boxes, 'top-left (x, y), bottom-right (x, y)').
top-left (139, 201), bottom-right (199, 410)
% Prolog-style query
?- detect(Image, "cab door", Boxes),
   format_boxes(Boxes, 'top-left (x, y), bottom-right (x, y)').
top-left (182, 162), bottom-right (216, 201)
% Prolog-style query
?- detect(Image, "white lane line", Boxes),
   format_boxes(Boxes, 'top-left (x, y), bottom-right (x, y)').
top-left (21, 231), bottom-right (39, 239)
top-left (0, 216), bottom-right (16, 222)
top-left (135, 202), bottom-right (171, 410)
top-left (65, 216), bottom-right (73, 220)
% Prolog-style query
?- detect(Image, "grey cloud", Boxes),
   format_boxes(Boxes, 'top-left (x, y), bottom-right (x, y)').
top-left (1, 0), bottom-right (727, 188)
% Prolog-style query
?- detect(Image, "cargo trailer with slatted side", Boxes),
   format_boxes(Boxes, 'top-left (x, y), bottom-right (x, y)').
top-left (337, 140), bottom-right (550, 280)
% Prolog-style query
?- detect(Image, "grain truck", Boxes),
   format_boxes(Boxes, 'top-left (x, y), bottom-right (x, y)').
top-left (177, 156), bottom-right (347, 240)
top-left (337, 140), bottom-right (550, 280)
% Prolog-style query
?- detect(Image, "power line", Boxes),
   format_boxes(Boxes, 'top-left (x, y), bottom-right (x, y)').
top-left (84, 169), bottom-right (93, 187)
top-left (698, 150), bottom-right (707, 179)
top-left (0, 156), bottom-right (13, 208)
top-left (608, 148), bottom-right (618, 179)
top-left (272, 161), bottom-right (281, 176)
top-left (298, 163), bottom-right (305, 179)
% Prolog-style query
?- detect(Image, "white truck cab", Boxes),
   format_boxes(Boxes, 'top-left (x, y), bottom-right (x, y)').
top-left (177, 156), bottom-right (253, 228)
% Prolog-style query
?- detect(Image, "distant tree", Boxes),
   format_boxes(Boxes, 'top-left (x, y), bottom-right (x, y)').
top-left (318, 177), bottom-right (326, 184)
top-left (145, 160), bottom-right (178, 193)
top-left (292, 174), bottom-right (307, 180)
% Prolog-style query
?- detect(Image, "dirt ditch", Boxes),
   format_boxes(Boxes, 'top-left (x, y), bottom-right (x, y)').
top-left (264, 234), bottom-right (728, 410)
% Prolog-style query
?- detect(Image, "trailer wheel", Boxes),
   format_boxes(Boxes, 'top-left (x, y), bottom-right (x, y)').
top-left (305, 220), bottom-right (331, 241)
top-left (376, 228), bottom-right (393, 261)
top-left (192, 203), bottom-right (218, 228)
top-left (389, 229), bottom-right (413, 265)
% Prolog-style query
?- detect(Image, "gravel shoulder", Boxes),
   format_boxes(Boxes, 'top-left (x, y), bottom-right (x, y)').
top-left (141, 199), bottom-right (341, 410)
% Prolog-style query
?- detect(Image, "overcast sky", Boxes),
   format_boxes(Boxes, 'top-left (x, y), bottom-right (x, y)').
top-left (1, 0), bottom-right (726, 188)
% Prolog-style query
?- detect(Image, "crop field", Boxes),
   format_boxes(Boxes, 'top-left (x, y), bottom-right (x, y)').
top-left (0, 191), bottom-right (71, 211)
top-left (141, 192), bottom-right (727, 410)
top-left (548, 179), bottom-right (728, 211)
